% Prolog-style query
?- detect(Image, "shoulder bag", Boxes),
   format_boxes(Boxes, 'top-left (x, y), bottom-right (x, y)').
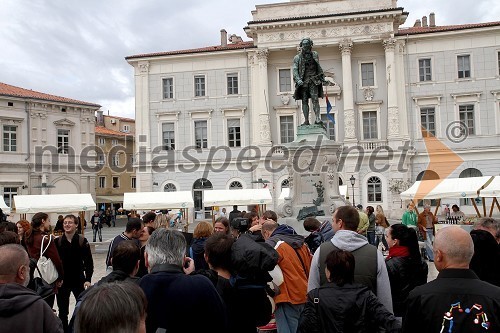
top-left (33, 235), bottom-right (59, 284)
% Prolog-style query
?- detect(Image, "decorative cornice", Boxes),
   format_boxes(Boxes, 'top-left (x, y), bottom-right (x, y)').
top-left (220, 107), bottom-right (247, 117)
top-left (155, 111), bottom-right (181, 121)
top-left (53, 118), bottom-right (76, 127)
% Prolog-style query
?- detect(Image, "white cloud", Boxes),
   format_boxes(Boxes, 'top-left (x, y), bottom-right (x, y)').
top-left (1, 0), bottom-right (498, 118)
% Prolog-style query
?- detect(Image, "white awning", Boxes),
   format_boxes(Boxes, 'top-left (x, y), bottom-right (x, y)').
top-left (13, 194), bottom-right (96, 213)
top-left (123, 191), bottom-right (194, 210)
top-left (400, 176), bottom-right (493, 200)
top-left (0, 198), bottom-right (10, 214)
top-left (203, 189), bottom-right (273, 206)
top-left (478, 176), bottom-right (500, 197)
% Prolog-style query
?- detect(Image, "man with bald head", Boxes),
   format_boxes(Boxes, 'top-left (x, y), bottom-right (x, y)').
top-left (0, 244), bottom-right (63, 332)
top-left (403, 226), bottom-right (500, 332)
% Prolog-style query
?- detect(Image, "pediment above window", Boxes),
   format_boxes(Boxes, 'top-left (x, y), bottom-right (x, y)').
top-left (53, 118), bottom-right (76, 127)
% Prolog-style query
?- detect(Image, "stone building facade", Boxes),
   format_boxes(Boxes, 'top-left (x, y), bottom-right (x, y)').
top-left (95, 112), bottom-right (135, 211)
top-left (127, 0), bottom-right (500, 218)
top-left (0, 82), bottom-right (100, 219)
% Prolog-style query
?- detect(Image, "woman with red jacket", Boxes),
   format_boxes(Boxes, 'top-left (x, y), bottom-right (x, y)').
top-left (25, 212), bottom-right (64, 308)
top-left (385, 224), bottom-right (428, 318)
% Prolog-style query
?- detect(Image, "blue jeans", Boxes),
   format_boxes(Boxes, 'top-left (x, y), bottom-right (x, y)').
top-left (275, 302), bottom-right (304, 333)
top-left (367, 231), bottom-right (376, 245)
top-left (425, 228), bottom-right (435, 260)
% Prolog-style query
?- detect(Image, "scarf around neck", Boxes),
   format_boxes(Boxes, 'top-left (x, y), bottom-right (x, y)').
top-left (387, 245), bottom-right (410, 260)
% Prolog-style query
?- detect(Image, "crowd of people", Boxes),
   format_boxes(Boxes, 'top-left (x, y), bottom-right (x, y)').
top-left (0, 203), bottom-right (499, 333)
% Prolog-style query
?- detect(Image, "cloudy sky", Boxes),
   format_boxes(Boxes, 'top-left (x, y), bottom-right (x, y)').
top-left (1, 0), bottom-right (499, 118)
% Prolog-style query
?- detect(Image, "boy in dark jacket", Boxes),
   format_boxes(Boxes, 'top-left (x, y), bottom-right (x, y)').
top-left (298, 249), bottom-right (400, 333)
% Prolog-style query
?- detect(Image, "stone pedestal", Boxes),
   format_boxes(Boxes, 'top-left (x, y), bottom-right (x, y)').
top-left (278, 125), bottom-right (348, 234)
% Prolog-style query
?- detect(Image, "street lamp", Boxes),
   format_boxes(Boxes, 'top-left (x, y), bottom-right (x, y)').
top-left (349, 175), bottom-right (356, 206)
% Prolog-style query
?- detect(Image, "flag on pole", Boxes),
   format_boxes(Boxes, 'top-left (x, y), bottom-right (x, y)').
top-left (325, 92), bottom-right (335, 124)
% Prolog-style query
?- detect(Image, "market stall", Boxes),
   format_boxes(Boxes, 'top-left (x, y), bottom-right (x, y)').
top-left (13, 193), bottom-right (96, 233)
top-left (0, 197), bottom-right (10, 214)
top-left (123, 191), bottom-right (195, 230)
top-left (203, 188), bottom-right (273, 223)
top-left (400, 176), bottom-right (494, 232)
top-left (477, 176), bottom-right (500, 217)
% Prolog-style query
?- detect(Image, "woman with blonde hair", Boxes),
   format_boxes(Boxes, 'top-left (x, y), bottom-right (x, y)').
top-left (189, 221), bottom-right (213, 270)
top-left (375, 205), bottom-right (389, 252)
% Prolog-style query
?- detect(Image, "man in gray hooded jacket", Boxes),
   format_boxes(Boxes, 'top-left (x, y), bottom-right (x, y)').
top-left (307, 205), bottom-right (393, 313)
top-left (0, 244), bottom-right (63, 333)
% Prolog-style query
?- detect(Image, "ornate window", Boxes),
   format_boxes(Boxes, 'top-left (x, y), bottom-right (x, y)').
top-left (281, 178), bottom-right (290, 190)
top-left (459, 168), bottom-right (482, 206)
top-left (229, 181), bottom-right (243, 189)
top-left (367, 176), bottom-right (382, 202)
top-left (164, 183), bottom-right (177, 192)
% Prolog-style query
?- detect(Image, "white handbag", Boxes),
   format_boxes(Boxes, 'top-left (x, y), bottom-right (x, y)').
top-left (33, 235), bottom-right (59, 284)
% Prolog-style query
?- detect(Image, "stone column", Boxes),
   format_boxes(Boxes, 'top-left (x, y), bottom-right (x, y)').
top-left (135, 61), bottom-right (152, 191)
top-left (339, 39), bottom-right (356, 141)
top-left (256, 48), bottom-right (272, 146)
top-left (383, 38), bottom-right (399, 139)
top-left (396, 40), bottom-right (409, 139)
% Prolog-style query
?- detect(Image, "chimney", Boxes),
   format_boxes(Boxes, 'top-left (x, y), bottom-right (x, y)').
top-left (414, 19), bottom-right (422, 27)
top-left (220, 29), bottom-right (227, 47)
top-left (429, 12), bottom-right (436, 27)
top-left (422, 16), bottom-right (428, 28)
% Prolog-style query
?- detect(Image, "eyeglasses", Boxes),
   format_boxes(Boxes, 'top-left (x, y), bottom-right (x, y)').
top-left (63, 221), bottom-right (75, 225)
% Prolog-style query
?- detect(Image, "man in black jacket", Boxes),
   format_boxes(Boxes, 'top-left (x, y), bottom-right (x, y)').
top-left (404, 226), bottom-right (500, 332)
top-left (139, 229), bottom-right (227, 333)
top-left (228, 205), bottom-right (241, 223)
top-left (55, 214), bottom-right (93, 332)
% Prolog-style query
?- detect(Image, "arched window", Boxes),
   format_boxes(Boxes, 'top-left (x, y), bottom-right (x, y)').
top-left (459, 168), bottom-right (483, 205)
top-left (193, 178), bottom-right (213, 190)
top-left (416, 170), bottom-right (439, 206)
top-left (229, 181), bottom-right (243, 189)
top-left (281, 178), bottom-right (290, 190)
top-left (416, 170), bottom-right (440, 181)
top-left (459, 168), bottom-right (482, 178)
top-left (367, 176), bottom-right (382, 202)
top-left (339, 177), bottom-right (343, 186)
top-left (163, 183), bottom-right (177, 192)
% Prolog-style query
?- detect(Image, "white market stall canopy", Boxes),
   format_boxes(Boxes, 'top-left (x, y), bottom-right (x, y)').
top-left (123, 191), bottom-right (194, 210)
top-left (13, 194), bottom-right (96, 213)
top-left (400, 176), bottom-right (493, 200)
top-left (0, 197), bottom-right (11, 214)
top-left (478, 176), bottom-right (500, 197)
top-left (204, 189), bottom-right (273, 206)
